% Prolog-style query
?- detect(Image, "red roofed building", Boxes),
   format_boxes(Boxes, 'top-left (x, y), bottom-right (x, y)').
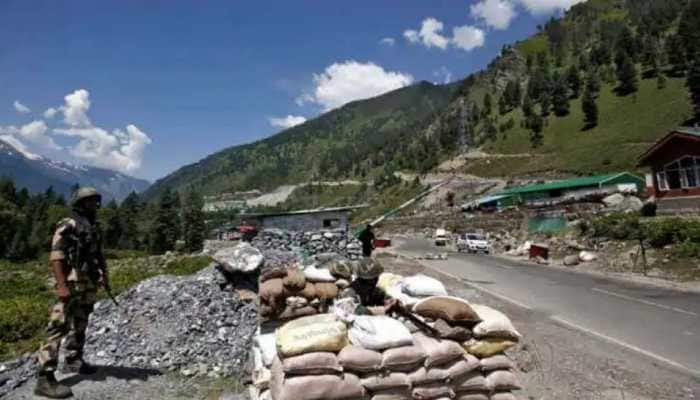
top-left (638, 127), bottom-right (700, 213)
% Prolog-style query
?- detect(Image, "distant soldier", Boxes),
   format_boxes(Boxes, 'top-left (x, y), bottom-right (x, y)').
top-left (358, 224), bottom-right (376, 257)
top-left (35, 187), bottom-right (108, 399)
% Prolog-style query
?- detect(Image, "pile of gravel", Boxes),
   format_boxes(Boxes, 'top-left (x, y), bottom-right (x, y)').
top-left (252, 228), bottom-right (363, 259)
top-left (0, 354), bottom-right (36, 397)
top-left (84, 266), bottom-right (258, 379)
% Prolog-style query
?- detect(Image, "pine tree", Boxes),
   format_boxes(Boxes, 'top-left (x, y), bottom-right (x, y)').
top-left (615, 26), bottom-right (638, 63)
top-left (566, 65), bottom-right (582, 98)
top-left (616, 53), bottom-right (638, 95)
top-left (688, 56), bottom-right (700, 121)
top-left (527, 114), bottom-right (544, 147)
top-left (101, 199), bottom-right (122, 249)
top-left (483, 93), bottom-right (493, 116)
top-left (498, 95), bottom-right (508, 115)
top-left (666, 34), bottom-right (687, 76)
top-left (0, 178), bottom-right (16, 204)
top-left (540, 91), bottom-right (552, 117)
top-left (552, 72), bottom-right (570, 117)
top-left (678, 0), bottom-right (700, 64)
top-left (582, 86), bottom-right (599, 129)
top-left (522, 94), bottom-right (534, 118)
top-left (118, 192), bottom-right (142, 249)
top-left (182, 189), bottom-right (206, 253)
top-left (586, 70), bottom-right (601, 98)
top-left (149, 187), bottom-right (180, 254)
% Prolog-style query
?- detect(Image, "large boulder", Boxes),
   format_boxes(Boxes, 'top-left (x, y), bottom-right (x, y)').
top-left (214, 242), bottom-right (264, 273)
top-left (563, 255), bottom-right (580, 266)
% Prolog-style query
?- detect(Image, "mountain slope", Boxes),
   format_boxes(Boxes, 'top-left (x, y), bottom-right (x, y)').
top-left (0, 140), bottom-right (150, 201)
top-left (144, 81), bottom-right (457, 199)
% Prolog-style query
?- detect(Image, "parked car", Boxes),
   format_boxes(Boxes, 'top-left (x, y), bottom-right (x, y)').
top-left (434, 228), bottom-right (449, 246)
top-left (457, 233), bottom-right (491, 254)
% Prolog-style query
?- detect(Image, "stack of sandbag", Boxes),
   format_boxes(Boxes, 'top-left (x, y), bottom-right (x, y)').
top-left (259, 260), bottom-right (352, 321)
top-left (378, 273), bottom-right (448, 307)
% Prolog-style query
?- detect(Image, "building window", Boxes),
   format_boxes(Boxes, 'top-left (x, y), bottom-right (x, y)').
top-left (660, 157), bottom-right (700, 190)
top-left (657, 172), bottom-right (668, 191)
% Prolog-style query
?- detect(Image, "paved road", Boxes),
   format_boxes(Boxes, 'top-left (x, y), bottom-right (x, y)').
top-left (395, 237), bottom-right (700, 377)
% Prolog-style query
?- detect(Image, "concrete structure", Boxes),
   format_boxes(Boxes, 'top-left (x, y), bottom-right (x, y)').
top-left (498, 173), bottom-right (644, 207)
top-left (240, 205), bottom-right (367, 232)
top-left (638, 127), bottom-right (700, 213)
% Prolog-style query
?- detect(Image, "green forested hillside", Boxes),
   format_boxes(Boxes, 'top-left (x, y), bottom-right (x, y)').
top-left (147, 0), bottom-right (700, 198)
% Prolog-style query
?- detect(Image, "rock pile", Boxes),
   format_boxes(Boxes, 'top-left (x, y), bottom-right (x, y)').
top-left (252, 229), bottom-right (363, 259)
top-left (84, 266), bottom-right (258, 378)
top-left (0, 354), bottom-right (37, 397)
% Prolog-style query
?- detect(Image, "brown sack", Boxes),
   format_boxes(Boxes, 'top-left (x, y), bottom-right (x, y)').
top-left (432, 355), bottom-right (480, 381)
top-left (300, 282), bottom-right (317, 300)
top-left (277, 306), bottom-right (318, 321)
top-left (260, 278), bottom-right (285, 309)
top-left (261, 267), bottom-right (288, 283)
top-left (413, 333), bottom-right (465, 368)
top-left (315, 282), bottom-right (340, 301)
top-left (455, 394), bottom-right (488, 400)
top-left (462, 339), bottom-right (516, 359)
top-left (479, 355), bottom-right (514, 372)
top-left (382, 346), bottom-right (427, 372)
top-left (407, 367), bottom-right (449, 385)
top-left (432, 319), bottom-right (472, 342)
top-left (490, 393), bottom-right (517, 400)
top-left (451, 371), bottom-right (489, 393)
top-left (485, 370), bottom-right (521, 391)
top-left (283, 267), bottom-right (306, 292)
top-left (338, 346), bottom-right (382, 373)
top-left (413, 297), bottom-right (481, 325)
top-left (361, 372), bottom-right (411, 391)
top-left (277, 373), bottom-right (366, 400)
top-left (371, 388), bottom-right (412, 400)
top-left (412, 383), bottom-right (455, 400)
top-left (282, 352), bottom-right (343, 375)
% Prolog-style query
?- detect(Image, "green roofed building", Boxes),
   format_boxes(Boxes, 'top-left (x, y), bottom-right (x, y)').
top-left (497, 172), bottom-right (645, 207)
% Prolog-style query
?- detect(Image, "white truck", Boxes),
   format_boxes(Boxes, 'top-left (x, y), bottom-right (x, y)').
top-left (434, 228), bottom-right (449, 247)
top-left (457, 233), bottom-right (491, 254)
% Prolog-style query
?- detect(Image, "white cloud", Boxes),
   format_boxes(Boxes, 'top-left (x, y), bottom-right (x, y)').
top-left (0, 120), bottom-right (61, 151)
top-left (60, 89), bottom-right (92, 127)
top-left (297, 60), bottom-right (414, 111)
top-left (0, 134), bottom-right (41, 160)
top-left (516, 0), bottom-right (585, 14)
top-left (268, 115), bottom-right (307, 129)
top-left (380, 37), bottom-right (396, 46)
top-left (433, 67), bottom-right (453, 84)
top-left (404, 18), bottom-right (450, 50)
top-left (54, 124), bottom-right (151, 173)
top-left (43, 107), bottom-right (58, 119)
top-left (471, 0), bottom-right (517, 30)
top-left (452, 25), bottom-right (486, 51)
top-left (13, 100), bottom-right (30, 114)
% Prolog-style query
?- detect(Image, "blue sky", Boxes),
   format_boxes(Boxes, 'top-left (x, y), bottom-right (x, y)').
top-left (0, 0), bottom-right (582, 181)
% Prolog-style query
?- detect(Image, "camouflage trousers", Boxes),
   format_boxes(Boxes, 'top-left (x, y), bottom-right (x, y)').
top-left (37, 282), bottom-right (97, 372)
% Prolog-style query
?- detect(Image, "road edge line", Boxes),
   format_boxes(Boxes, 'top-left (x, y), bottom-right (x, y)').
top-left (592, 287), bottom-right (698, 317)
top-left (550, 315), bottom-right (700, 380)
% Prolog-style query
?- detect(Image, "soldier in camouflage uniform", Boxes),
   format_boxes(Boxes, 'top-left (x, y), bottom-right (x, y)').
top-left (35, 187), bottom-right (109, 399)
top-left (339, 257), bottom-right (397, 315)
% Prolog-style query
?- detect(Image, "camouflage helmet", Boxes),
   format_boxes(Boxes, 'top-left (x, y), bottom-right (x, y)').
top-left (71, 187), bottom-right (102, 207)
top-left (355, 257), bottom-right (384, 280)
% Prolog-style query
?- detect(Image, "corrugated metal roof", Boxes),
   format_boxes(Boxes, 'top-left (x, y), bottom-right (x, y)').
top-left (499, 173), bottom-right (643, 195)
top-left (240, 204), bottom-right (368, 218)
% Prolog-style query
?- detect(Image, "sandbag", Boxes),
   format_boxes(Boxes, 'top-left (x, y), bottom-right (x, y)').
top-left (261, 267), bottom-right (288, 283)
top-left (454, 394), bottom-right (488, 400)
top-left (371, 388), bottom-right (412, 400)
top-left (253, 366), bottom-right (271, 390)
top-left (471, 305), bottom-right (521, 341)
top-left (490, 393), bottom-right (517, 400)
top-left (255, 333), bottom-right (277, 367)
top-left (276, 314), bottom-right (348, 357)
top-left (431, 319), bottom-right (473, 341)
top-left (463, 339), bottom-right (516, 359)
top-left (407, 367), bottom-right (449, 385)
top-left (349, 316), bottom-right (413, 351)
top-left (299, 282), bottom-right (317, 300)
top-left (413, 332), bottom-right (465, 368)
top-left (361, 372), bottom-right (411, 391)
top-left (282, 352), bottom-right (343, 375)
top-left (485, 370), bottom-right (521, 391)
top-left (315, 282), bottom-right (340, 301)
top-left (385, 284), bottom-right (422, 307)
top-left (451, 371), bottom-right (489, 392)
top-left (283, 267), bottom-right (307, 292)
top-left (278, 306), bottom-right (318, 321)
top-left (382, 345), bottom-right (427, 372)
top-left (338, 345), bottom-right (383, 373)
top-left (272, 370), bottom-right (366, 400)
top-left (412, 383), bottom-right (455, 400)
top-left (304, 266), bottom-right (337, 282)
top-left (286, 296), bottom-right (309, 308)
top-left (479, 355), bottom-right (514, 372)
top-left (378, 273), bottom-right (403, 292)
top-left (329, 260), bottom-right (354, 280)
top-left (260, 278), bottom-right (285, 309)
top-left (336, 279), bottom-right (350, 289)
top-left (413, 297), bottom-right (480, 325)
top-left (433, 355), bottom-right (480, 380)
top-left (402, 275), bottom-right (448, 297)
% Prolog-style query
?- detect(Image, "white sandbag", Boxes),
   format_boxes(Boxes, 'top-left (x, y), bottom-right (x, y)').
top-left (303, 265), bottom-right (337, 282)
top-left (471, 304), bottom-right (521, 341)
top-left (349, 316), bottom-right (413, 351)
top-left (486, 370), bottom-right (522, 391)
top-left (579, 250), bottom-right (598, 262)
top-left (378, 273), bottom-right (404, 292)
top-left (255, 333), bottom-right (277, 367)
top-left (402, 275), bottom-right (448, 297)
top-left (385, 284), bottom-right (421, 307)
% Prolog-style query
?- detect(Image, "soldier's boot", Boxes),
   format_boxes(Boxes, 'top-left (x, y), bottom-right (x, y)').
top-left (62, 358), bottom-right (98, 375)
top-left (34, 371), bottom-right (73, 399)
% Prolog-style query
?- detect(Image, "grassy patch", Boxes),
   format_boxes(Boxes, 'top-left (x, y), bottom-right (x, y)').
top-left (515, 35), bottom-right (549, 58)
